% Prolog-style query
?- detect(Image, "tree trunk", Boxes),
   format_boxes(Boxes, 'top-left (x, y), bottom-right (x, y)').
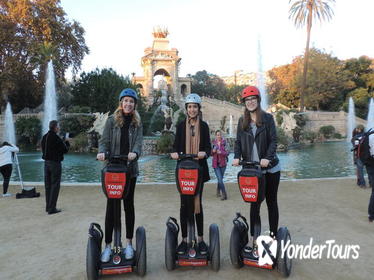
top-left (300, 4), bottom-right (313, 112)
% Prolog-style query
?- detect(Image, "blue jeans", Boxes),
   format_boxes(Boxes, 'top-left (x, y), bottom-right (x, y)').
top-left (356, 159), bottom-right (366, 186)
top-left (214, 166), bottom-right (226, 194)
top-left (366, 165), bottom-right (374, 219)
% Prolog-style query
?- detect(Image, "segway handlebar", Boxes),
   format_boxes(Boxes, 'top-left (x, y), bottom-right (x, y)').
top-left (173, 153), bottom-right (198, 160)
top-left (96, 151), bottom-right (132, 162)
top-left (238, 160), bottom-right (273, 168)
top-left (239, 160), bottom-right (260, 167)
top-left (108, 155), bottom-right (129, 161)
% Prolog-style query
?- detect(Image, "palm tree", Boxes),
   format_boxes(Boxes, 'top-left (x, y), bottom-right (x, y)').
top-left (289, 0), bottom-right (335, 111)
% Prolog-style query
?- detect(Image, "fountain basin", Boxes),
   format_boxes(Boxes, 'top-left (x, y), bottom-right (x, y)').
top-left (9, 141), bottom-right (356, 184)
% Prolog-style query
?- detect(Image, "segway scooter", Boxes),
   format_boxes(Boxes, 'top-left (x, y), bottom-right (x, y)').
top-left (165, 154), bottom-right (220, 271)
top-left (86, 155), bottom-right (146, 279)
top-left (230, 161), bottom-right (292, 277)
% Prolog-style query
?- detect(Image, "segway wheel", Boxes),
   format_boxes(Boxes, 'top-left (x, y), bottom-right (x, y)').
top-left (86, 237), bottom-right (100, 280)
top-left (276, 227), bottom-right (292, 277)
top-left (209, 224), bottom-right (220, 271)
top-left (165, 226), bottom-right (177, 271)
top-left (135, 226), bottom-right (147, 276)
top-left (229, 225), bottom-right (244, 268)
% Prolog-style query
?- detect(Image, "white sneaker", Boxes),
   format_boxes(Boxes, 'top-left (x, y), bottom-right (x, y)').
top-left (101, 245), bottom-right (112, 262)
top-left (124, 244), bottom-right (134, 260)
top-left (2, 193), bottom-right (12, 197)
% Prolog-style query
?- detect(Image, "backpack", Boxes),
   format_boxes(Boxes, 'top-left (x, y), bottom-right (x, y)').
top-left (358, 129), bottom-right (374, 164)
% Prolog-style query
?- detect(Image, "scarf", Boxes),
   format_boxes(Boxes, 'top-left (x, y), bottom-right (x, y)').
top-left (185, 116), bottom-right (201, 214)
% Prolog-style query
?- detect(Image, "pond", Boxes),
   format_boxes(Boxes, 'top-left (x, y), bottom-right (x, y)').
top-left (9, 141), bottom-right (356, 184)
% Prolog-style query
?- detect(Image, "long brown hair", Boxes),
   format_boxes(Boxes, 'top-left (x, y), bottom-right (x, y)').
top-left (113, 101), bottom-right (141, 128)
top-left (242, 102), bottom-right (263, 130)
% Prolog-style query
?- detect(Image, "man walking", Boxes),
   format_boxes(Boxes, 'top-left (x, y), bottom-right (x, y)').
top-left (41, 120), bottom-right (70, 215)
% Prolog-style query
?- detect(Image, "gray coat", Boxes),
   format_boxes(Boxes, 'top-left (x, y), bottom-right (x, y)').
top-left (99, 115), bottom-right (143, 177)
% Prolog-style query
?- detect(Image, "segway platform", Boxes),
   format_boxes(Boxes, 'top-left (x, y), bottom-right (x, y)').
top-left (230, 161), bottom-right (292, 277)
top-left (177, 247), bottom-right (209, 267)
top-left (165, 154), bottom-right (220, 271)
top-left (100, 254), bottom-right (135, 275)
top-left (86, 155), bottom-right (146, 279)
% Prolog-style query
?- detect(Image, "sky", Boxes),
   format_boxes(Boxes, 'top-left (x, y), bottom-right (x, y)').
top-left (60, 0), bottom-right (374, 79)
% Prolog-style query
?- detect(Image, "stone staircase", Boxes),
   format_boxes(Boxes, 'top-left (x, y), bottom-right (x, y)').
top-left (201, 97), bottom-right (243, 135)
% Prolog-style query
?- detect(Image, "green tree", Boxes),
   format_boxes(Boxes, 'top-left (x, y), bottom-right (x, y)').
top-left (268, 61), bottom-right (299, 108)
top-left (345, 87), bottom-right (373, 119)
top-left (15, 116), bottom-right (41, 146)
top-left (224, 85), bottom-right (247, 104)
top-left (191, 70), bottom-right (226, 100)
top-left (71, 68), bottom-right (132, 113)
top-left (344, 56), bottom-right (374, 90)
top-left (268, 48), bottom-right (352, 111)
top-left (0, 0), bottom-right (89, 112)
top-left (289, 0), bottom-right (335, 111)
top-left (303, 49), bottom-right (349, 110)
top-left (342, 56), bottom-right (374, 118)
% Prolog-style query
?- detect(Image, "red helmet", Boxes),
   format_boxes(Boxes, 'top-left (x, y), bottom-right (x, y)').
top-left (241, 86), bottom-right (260, 102)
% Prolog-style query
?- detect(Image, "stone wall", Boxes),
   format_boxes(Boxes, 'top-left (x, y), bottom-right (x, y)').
top-left (302, 111), bottom-right (366, 137)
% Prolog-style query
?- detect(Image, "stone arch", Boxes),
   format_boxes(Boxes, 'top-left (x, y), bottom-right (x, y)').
top-left (180, 84), bottom-right (187, 96)
top-left (154, 68), bottom-right (170, 77)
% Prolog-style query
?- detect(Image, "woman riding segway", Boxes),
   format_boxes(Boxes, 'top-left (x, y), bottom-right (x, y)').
top-left (170, 93), bottom-right (212, 256)
top-left (97, 88), bottom-right (143, 263)
top-left (232, 85), bottom-right (281, 257)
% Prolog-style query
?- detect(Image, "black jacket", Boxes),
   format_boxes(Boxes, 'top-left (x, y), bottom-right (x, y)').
top-left (41, 130), bottom-right (69, 162)
top-left (234, 112), bottom-right (279, 168)
top-left (173, 119), bottom-right (212, 182)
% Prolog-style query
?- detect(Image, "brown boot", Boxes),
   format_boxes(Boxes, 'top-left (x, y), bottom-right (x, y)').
top-left (216, 189), bottom-right (221, 198)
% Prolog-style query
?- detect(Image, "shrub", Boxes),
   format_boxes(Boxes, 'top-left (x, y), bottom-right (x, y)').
top-left (319, 125), bottom-right (335, 139)
top-left (294, 113), bottom-right (307, 127)
top-left (302, 131), bottom-right (318, 143)
top-left (276, 127), bottom-right (289, 147)
top-left (292, 127), bottom-right (302, 143)
top-left (59, 115), bottom-right (95, 137)
top-left (15, 116), bottom-right (41, 146)
top-left (333, 132), bottom-right (342, 139)
top-left (69, 132), bottom-right (89, 152)
top-left (275, 111), bottom-right (284, 126)
top-left (148, 112), bottom-right (165, 134)
top-left (177, 111), bottom-right (185, 124)
top-left (156, 133), bottom-right (175, 154)
top-left (68, 105), bottom-right (91, 113)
